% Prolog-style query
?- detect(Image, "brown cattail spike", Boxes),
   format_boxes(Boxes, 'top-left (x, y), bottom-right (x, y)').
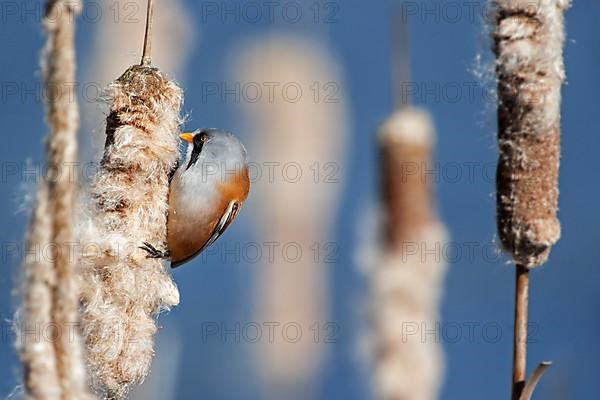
top-left (493, 0), bottom-right (570, 268)
top-left (379, 108), bottom-right (436, 248)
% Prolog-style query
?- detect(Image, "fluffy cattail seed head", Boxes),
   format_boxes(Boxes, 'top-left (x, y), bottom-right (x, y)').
top-left (79, 64), bottom-right (182, 397)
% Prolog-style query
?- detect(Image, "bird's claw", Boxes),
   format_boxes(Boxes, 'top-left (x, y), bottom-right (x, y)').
top-left (140, 242), bottom-right (171, 259)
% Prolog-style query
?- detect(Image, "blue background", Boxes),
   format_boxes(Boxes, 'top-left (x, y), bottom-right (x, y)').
top-left (1, 1), bottom-right (598, 399)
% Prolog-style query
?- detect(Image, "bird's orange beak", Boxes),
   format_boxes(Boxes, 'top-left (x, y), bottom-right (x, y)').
top-left (179, 133), bottom-right (194, 143)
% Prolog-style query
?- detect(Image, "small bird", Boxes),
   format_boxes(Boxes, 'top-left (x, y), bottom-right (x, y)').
top-left (141, 128), bottom-right (250, 267)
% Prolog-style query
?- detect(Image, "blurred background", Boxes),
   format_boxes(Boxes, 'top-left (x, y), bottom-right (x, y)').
top-left (1, 0), bottom-right (598, 399)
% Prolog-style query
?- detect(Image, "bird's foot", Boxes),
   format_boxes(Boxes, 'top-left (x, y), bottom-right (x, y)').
top-left (140, 242), bottom-right (171, 259)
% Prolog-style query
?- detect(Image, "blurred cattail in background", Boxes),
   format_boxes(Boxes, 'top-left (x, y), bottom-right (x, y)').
top-left (19, 183), bottom-right (61, 400)
top-left (491, 1), bottom-right (570, 398)
top-left (233, 35), bottom-right (349, 399)
top-left (18, 1), bottom-right (92, 399)
top-left (362, 11), bottom-right (447, 400)
top-left (366, 107), bottom-right (447, 400)
top-left (80, 0), bottom-right (193, 159)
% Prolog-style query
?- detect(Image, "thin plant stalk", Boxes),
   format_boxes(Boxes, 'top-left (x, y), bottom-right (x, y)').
top-left (521, 362), bottom-right (553, 400)
top-left (141, 0), bottom-right (154, 65)
top-left (512, 264), bottom-right (529, 400)
top-left (391, 8), bottom-right (411, 110)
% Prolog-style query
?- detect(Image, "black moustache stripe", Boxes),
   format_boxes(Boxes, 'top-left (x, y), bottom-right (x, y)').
top-left (186, 141), bottom-right (203, 170)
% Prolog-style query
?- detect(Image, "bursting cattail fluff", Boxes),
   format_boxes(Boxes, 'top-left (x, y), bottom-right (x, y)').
top-left (79, 65), bottom-right (182, 397)
top-left (492, 0), bottom-right (570, 267)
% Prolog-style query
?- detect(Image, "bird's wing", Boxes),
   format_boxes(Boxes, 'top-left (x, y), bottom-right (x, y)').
top-left (170, 200), bottom-right (240, 268)
top-left (203, 200), bottom-right (240, 250)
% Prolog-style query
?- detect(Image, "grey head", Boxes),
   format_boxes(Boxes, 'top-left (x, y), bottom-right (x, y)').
top-left (173, 128), bottom-right (249, 205)
top-left (182, 128), bottom-right (248, 174)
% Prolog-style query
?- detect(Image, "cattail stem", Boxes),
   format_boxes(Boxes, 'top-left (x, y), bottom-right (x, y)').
top-left (512, 264), bottom-right (529, 400)
top-left (141, 0), bottom-right (154, 65)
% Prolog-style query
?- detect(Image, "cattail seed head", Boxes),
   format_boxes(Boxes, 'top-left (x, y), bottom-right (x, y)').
top-left (492, 0), bottom-right (570, 267)
top-left (79, 64), bottom-right (182, 397)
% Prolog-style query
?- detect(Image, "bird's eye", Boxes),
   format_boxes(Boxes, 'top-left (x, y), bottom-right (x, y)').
top-left (200, 133), bottom-right (208, 143)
